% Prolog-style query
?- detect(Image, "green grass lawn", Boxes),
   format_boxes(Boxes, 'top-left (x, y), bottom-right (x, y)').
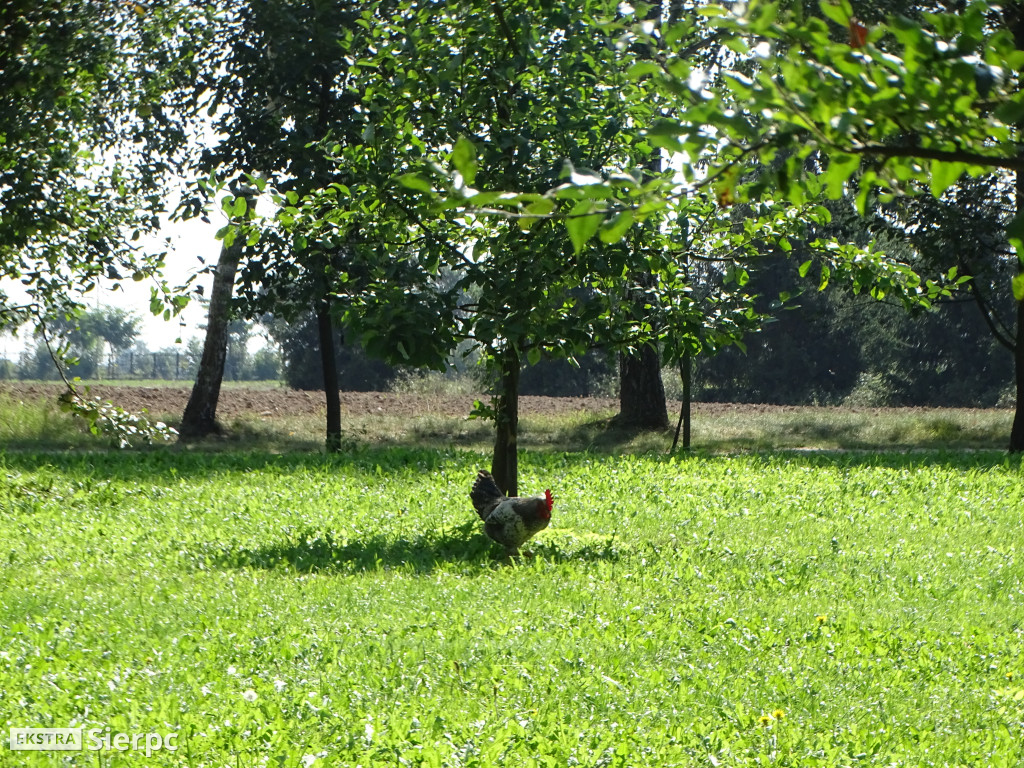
top-left (2, 447), bottom-right (1023, 766)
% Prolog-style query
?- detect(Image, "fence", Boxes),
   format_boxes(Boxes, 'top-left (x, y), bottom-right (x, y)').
top-left (0, 352), bottom-right (197, 382)
top-left (101, 352), bottom-right (194, 381)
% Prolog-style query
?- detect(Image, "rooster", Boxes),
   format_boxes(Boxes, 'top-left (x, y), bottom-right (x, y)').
top-left (470, 470), bottom-right (553, 557)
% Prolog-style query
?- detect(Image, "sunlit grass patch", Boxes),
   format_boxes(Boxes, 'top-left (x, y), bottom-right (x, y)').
top-left (1, 449), bottom-right (1022, 765)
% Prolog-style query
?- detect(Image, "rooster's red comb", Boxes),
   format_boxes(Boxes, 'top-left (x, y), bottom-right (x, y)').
top-left (544, 489), bottom-right (554, 511)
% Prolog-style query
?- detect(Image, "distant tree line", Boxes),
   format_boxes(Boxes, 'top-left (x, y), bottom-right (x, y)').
top-left (269, 279), bottom-right (1010, 408)
top-left (1, 294), bottom-right (1009, 409)
top-left (1, 307), bottom-right (281, 383)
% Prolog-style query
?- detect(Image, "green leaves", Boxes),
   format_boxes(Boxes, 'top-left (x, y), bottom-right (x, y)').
top-left (1013, 274), bottom-right (1024, 302)
top-left (3, 0), bottom-right (209, 341)
top-left (1006, 212), bottom-right (1024, 267)
top-left (566, 201), bottom-right (603, 254)
top-left (929, 160), bottom-right (969, 199)
top-left (824, 154), bottom-right (860, 200)
top-left (818, 0), bottom-right (854, 28)
top-left (642, 0), bottom-right (1024, 220)
top-left (599, 210), bottom-right (635, 244)
top-left (397, 173), bottom-right (434, 193)
top-left (451, 136), bottom-right (477, 187)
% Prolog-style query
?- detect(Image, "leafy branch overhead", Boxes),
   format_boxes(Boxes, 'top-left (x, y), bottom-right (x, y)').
top-left (643, 1), bottom-right (1024, 224)
top-left (397, 0), bottom-right (995, 311)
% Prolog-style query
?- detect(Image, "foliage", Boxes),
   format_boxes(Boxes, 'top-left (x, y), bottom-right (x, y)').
top-left (650, 1), bottom-right (1020, 208)
top-left (48, 306), bottom-right (141, 377)
top-left (181, 0), bottom-right (457, 373)
top-left (2, 448), bottom-right (1023, 765)
top-left (31, 329), bottom-right (179, 447)
top-left (1, 0), bottom-right (208, 331)
top-left (873, 174), bottom-right (1019, 349)
top-left (693, 250), bottom-right (1013, 407)
top-left (56, 386), bottom-right (177, 448)
top-left (265, 312), bottom-right (399, 392)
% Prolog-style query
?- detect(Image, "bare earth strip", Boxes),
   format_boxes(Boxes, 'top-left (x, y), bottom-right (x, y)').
top-left (1, 383), bottom-right (620, 420)
top-left (0, 382), bottom-right (1005, 423)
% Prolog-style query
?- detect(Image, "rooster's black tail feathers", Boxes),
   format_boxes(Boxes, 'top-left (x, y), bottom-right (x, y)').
top-left (470, 469), bottom-right (504, 519)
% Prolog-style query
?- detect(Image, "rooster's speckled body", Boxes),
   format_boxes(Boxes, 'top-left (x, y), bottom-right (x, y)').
top-left (470, 470), bottom-right (552, 556)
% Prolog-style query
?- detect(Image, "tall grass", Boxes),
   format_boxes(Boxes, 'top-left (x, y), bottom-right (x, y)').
top-left (0, 383), bottom-right (1015, 453)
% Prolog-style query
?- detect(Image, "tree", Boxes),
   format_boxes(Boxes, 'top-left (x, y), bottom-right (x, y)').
top-left (2, 0), bottom-right (211, 443)
top-left (2, 0), bottom-right (206, 332)
top-left (631, 0), bottom-right (1023, 447)
top-left (392, 0), bottom-right (666, 493)
top-left (179, 0), bottom-right (457, 451)
top-left (872, 175), bottom-right (1019, 404)
top-left (617, 272), bottom-right (671, 430)
top-left (347, 0), bottom-right (828, 481)
top-left (179, 187), bottom-right (255, 440)
top-left (266, 312), bottom-right (398, 392)
top-left (51, 306), bottom-right (141, 378)
top-left (240, 0), bottom-right (664, 483)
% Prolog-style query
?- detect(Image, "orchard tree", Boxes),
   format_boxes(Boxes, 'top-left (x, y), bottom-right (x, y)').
top-left (1, 0), bottom-right (206, 331)
top-left (179, 0), bottom-right (458, 451)
top-left (388, 0), bottom-right (672, 492)
top-left (629, 0), bottom-right (1024, 448)
top-left (2, 0), bottom-right (210, 444)
top-left (342, 0), bottom-right (833, 482)
top-left (179, 185), bottom-right (256, 439)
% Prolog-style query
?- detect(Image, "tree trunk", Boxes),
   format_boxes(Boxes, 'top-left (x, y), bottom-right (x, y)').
top-left (1012, 295), bottom-right (1024, 452)
top-left (618, 3), bottom-right (670, 430)
top-left (1006, 7), bottom-right (1024, 452)
top-left (179, 191), bottom-right (254, 440)
top-left (490, 348), bottom-right (520, 496)
top-left (671, 352), bottom-right (692, 452)
top-left (618, 344), bottom-right (669, 429)
top-left (316, 301), bottom-right (343, 453)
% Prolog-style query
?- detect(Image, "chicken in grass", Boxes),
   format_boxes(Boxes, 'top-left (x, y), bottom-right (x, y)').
top-left (470, 470), bottom-right (553, 557)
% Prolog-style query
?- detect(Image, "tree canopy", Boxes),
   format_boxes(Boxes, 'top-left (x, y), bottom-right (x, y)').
top-left (8, 0), bottom-right (1024, 454)
top-left (1, 0), bottom-right (209, 332)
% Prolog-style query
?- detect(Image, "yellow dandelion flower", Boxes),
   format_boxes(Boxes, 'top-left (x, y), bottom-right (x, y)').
top-left (772, 709), bottom-right (786, 720)
top-left (758, 714), bottom-right (773, 728)
top-left (815, 614), bottom-right (828, 624)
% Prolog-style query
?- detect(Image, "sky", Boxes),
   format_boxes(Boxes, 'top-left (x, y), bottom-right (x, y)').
top-left (1, 214), bottom-right (225, 360)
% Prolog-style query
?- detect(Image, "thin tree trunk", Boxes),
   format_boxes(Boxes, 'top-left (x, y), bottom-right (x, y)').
top-left (1006, 7), bottom-right (1024, 452)
top-left (179, 190), bottom-right (254, 440)
top-left (490, 348), bottom-right (520, 496)
top-left (316, 301), bottom-right (343, 453)
top-left (671, 352), bottom-right (692, 452)
top-left (682, 350), bottom-right (691, 447)
top-left (1012, 295), bottom-right (1024, 452)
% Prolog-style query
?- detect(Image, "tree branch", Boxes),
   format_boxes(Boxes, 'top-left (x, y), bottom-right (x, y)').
top-left (848, 142), bottom-right (1024, 171)
top-left (968, 281), bottom-right (1016, 350)
top-left (491, 0), bottom-right (520, 58)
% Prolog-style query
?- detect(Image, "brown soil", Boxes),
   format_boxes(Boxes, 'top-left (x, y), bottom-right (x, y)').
top-left (0, 382), bottom-right (622, 421)
top-left (1, 382), bottom-right (1003, 422)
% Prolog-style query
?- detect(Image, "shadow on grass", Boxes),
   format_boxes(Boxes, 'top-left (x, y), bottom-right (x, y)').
top-left (209, 525), bottom-right (623, 575)
top-left (0, 423), bottom-right (1018, 482)
top-left (540, 417), bottom-right (672, 454)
